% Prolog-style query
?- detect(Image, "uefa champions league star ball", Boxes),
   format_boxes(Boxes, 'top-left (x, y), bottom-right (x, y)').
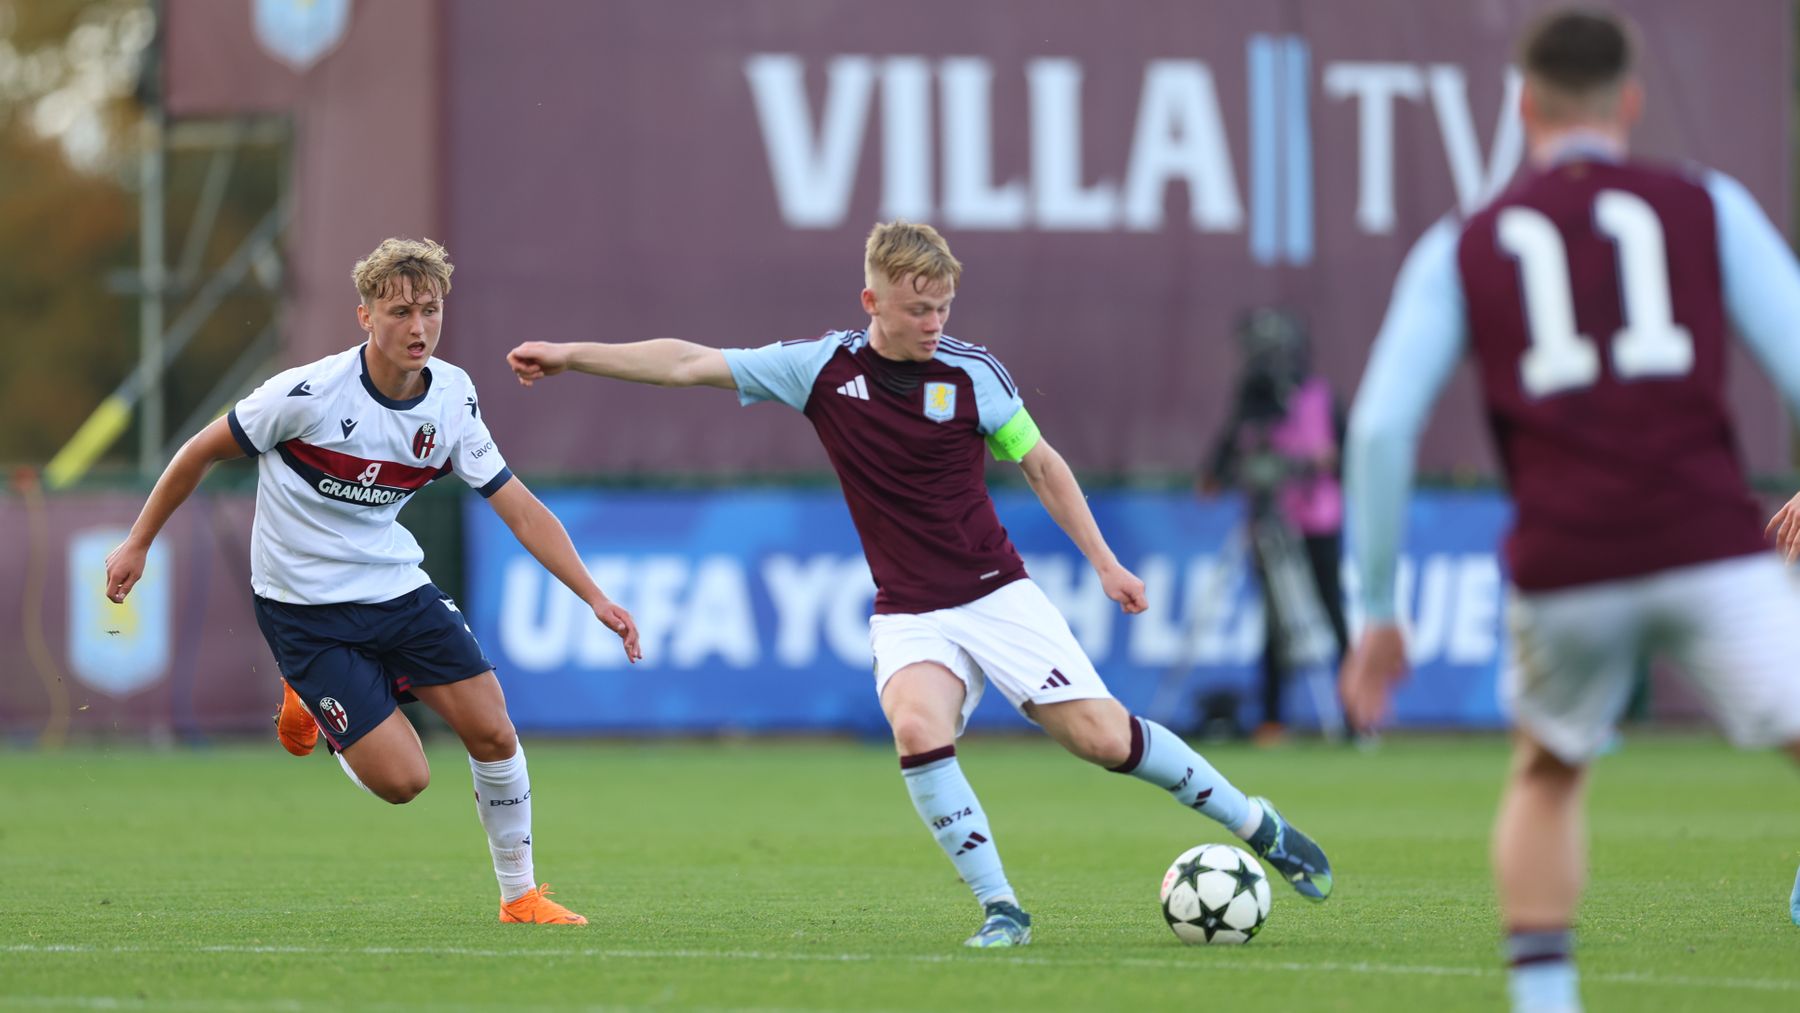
top-left (1159, 843), bottom-right (1272, 944)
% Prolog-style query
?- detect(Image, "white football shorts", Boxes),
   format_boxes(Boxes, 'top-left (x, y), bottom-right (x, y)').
top-left (869, 578), bottom-right (1112, 737)
top-left (1502, 553), bottom-right (1800, 764)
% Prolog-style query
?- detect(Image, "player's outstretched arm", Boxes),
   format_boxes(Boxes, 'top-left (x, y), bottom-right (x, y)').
top-left (485, 476), bottom-right (642, 663)
top-left (1018, 439), bottom-right (1147, 614)
top-left (105, 415), bottom-right (244, 603)
top-left (507, 340), bottom-right (736, 391)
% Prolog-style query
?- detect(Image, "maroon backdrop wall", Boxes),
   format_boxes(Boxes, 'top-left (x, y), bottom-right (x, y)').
top-left (165, 0), bottom-right (1791, 478)
top-left (0, 488), bottom-right (268, 740)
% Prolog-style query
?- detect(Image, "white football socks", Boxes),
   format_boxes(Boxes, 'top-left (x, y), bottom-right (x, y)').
top-left (470, 747), bottom-right (536, 903)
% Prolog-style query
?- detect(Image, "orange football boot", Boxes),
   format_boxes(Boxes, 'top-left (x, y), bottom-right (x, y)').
top-left (500, 884), bottom-right (588, 925)
top-left (274, 680), bottom-right (319, 757)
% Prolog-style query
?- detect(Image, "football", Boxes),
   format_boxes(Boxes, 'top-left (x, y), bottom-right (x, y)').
top-left (1159, 843), bottom-right (1272, 944)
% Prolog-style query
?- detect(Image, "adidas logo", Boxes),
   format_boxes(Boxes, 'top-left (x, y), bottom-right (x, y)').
top-left (834, 374), bottom-right (870, 400)
top-left (1038, 669), bottom-right (1071, 691)
top-left (956, 831), bottom-right (988, 854)
top-left (1189, 787), bottom-right (1214, 810)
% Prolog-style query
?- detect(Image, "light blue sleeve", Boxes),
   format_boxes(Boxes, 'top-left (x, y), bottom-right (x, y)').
top-left (1707, 171), bottom-right (1800, 416)
top-left (939, 339), bottom-right (1024, 434)
top-left (1346, 216), bottom-right (1470, 623)
top-left (721, 334), bottom-right (846, 411)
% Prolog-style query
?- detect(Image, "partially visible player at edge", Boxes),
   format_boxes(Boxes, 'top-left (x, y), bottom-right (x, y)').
top-left (104, 237), bottom-right (641, 925)
top-left (1338, 9), bottom-right (1800, 1012)
top-left (506, 221), bottom-right (1333, 947)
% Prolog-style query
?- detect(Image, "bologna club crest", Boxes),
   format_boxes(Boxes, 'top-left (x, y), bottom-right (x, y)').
top-left (318, 696), bottom-right (350, 734)
top-left (411, 422), bottom-right (439, 460)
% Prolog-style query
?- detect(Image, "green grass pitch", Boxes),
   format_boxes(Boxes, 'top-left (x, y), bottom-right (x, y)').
top-left (4, 733), bottom-right (1797, 1011)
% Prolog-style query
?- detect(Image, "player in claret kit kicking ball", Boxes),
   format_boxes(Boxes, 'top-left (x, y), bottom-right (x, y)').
top-left (506, 219), bottom-right (1332, 948)
top-left (105, 237), bottom-right (641, 925)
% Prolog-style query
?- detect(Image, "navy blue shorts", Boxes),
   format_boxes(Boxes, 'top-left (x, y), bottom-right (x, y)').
top-left (252, 583), bottom-right (493, 751)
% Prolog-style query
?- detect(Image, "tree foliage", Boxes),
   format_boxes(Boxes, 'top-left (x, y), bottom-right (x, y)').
top-left (0, 1), bottom-right (282, 475)
top-left (0, 0), bottom-right (148, 467)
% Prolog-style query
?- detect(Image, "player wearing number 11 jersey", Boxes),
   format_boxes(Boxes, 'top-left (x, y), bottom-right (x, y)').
top-left (1338, 10), bottom-right (1800, 1013)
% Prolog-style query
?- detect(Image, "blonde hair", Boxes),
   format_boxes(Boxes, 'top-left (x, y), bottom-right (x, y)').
top-left (864, 220), bottom-right (962, 292)
top-left (352, 237), bottom-right (454, 304)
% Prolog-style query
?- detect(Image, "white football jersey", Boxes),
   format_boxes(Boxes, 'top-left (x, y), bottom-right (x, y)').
top-left (227, 344), bottom-right (512, 605)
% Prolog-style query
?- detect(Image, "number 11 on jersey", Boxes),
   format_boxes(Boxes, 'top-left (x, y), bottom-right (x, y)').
top-left (1499, 188), bottom-right (1694, 398)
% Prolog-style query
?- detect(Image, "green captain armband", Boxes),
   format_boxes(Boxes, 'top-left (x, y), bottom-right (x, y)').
top-left (985, 407), bottom-right (1041, 462)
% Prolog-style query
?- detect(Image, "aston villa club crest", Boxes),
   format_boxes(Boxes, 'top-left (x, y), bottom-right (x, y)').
top-left (411, 422), bottom-right (438, 459)
top-left (318, 696), bottom-right (350, 734)
top-left (923, 382), bottom-right (956, 423)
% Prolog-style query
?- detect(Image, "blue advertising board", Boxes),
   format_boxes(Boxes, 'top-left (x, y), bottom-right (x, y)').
top-left (464, 489), bottom-right (1512, 735)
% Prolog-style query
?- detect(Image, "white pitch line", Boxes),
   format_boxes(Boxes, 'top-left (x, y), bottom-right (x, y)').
top-left (4, 943), bottom-right (1798, 994)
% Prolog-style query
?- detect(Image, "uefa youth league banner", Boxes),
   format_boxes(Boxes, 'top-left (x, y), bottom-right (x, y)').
top-left (464, 488), bottom-right (1511, 734)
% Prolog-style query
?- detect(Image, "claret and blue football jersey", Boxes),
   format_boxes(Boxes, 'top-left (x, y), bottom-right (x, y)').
top-left (724, 329), bottom-right (1036, 614)
top-left (1351, 155), bottom-right (1800, 617)
top-left (227, 344), bottom-right (512, 605)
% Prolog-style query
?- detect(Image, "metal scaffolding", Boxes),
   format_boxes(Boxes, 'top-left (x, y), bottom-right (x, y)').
top-left (47, 111), bottom-right (292, 487)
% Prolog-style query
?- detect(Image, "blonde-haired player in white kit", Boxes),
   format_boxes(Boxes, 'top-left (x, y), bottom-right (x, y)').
top-left (104, 237), bottom-right (641, 925)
